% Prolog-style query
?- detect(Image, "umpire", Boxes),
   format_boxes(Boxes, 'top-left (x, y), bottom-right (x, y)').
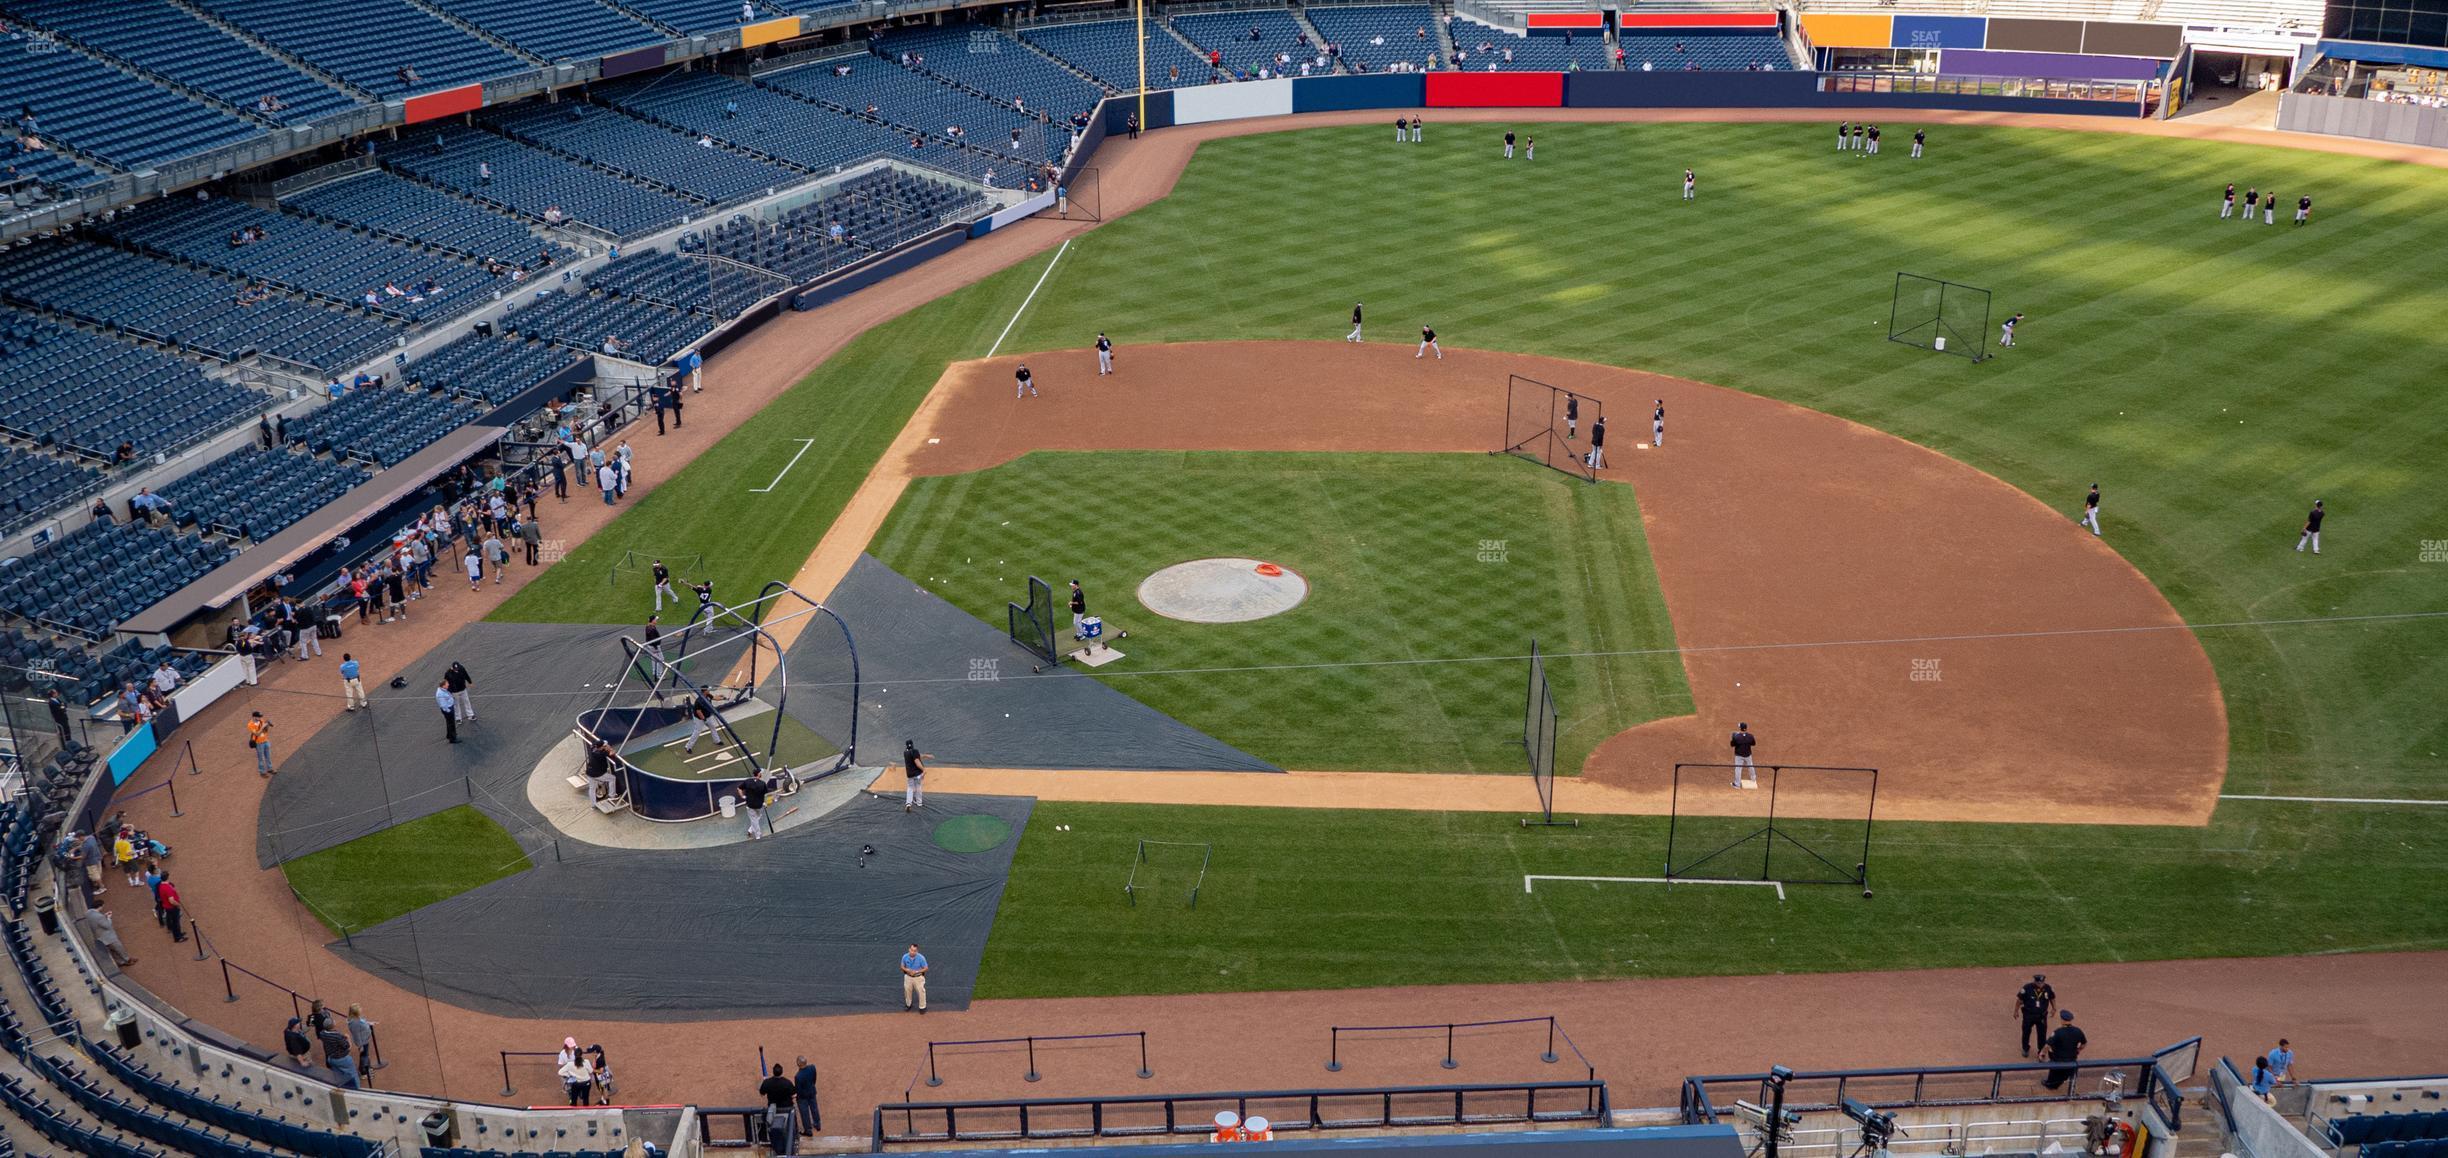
top-left (2014, 973), bottom-right (2056, 1057)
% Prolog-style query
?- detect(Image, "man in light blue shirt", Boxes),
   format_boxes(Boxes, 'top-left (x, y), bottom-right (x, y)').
top-left (2268, 1039), bottom-right (2296, 1084)
top-left (339, 654), bottom-right (365, 711)
top-left (434, 680), bottom-right (459, 744)
top-left (899, 944), bottom-right (928, 1013)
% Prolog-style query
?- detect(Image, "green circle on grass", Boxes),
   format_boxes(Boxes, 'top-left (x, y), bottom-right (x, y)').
top-left (932, 814), bottom-right (1013, 854)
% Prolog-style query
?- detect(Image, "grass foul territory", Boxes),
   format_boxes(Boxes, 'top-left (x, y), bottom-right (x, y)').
top-left (279, 805), bottom-right (532, 937)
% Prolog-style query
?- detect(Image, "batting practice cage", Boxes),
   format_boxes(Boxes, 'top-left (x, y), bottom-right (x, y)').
top-left (1496, 374), bottom-right (1600, 482)
top-left (1521, 641), bottom-right (1576, 828)
top-left (1007, 575), bottom-right (1060, 669)
top-left (1664, 763), bottom-right (1878, 895)
top-left (1888, 273), bottom-right (1991, 362)
top-left (574, 582), bottom-right (861, 822)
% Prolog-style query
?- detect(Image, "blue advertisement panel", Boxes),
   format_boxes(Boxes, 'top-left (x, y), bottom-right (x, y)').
top-left (1102, 90), bottom-right (1174, 132)
top-left (1892, 15), bottom-right (1987, 50)
top-left (1292, 73), bottom-right (1427, 112)
top-left (108, 723), bottom-right (158, 785)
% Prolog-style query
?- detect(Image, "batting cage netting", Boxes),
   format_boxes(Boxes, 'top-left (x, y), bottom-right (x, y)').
top-left (1496, 374), bottom-right (1599, 482)
top-left (1521, 641), bottom-right (1576, 827)
top-left (1664, 763), bottom-right (1878, 894)
top-left (1008, 575), bottom-right (1059, 668)
top-left (1888, 272), bottom-right (1991, 362)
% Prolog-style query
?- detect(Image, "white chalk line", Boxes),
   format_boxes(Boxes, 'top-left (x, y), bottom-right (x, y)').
top-left (749, 438), bottom-right (817, 494)
top-left (2220, 794), bottom-right (2448, 807)
top-left (1524, 874), bottom-right (1786, 902)
top-left (987, 238), bottom-right (1071, 359)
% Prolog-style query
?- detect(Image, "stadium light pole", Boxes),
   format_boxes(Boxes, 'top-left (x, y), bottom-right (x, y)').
top-left (1136, 0), bottom-right (1147, 134)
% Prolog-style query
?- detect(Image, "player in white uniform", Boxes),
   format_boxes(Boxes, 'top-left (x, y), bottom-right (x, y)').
top-left (1014, 363), bottom-right (1038, 398)
top-left (1416, 325), bottom-right (1441, 359)
top-left (1095, 333), bottom-right (1114, 375)
top-left (1651, 399), bottom-right (1665, 447)
top-left (1346, 302), bottom-right (1364, 342)
top-left (2079, 484), bottom-right (2103, 536)
top-left (1682, 168), bottom-right (1695, 202)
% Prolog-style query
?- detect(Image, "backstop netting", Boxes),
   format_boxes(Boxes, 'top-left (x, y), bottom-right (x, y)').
top-left (1007, 575), bottom-right (1059, 667)
top-left (1520, 641), bottom-right (1574, 827)
top-left (1664, 763), bottom-right (1878, 893)
top-left (1888, 273), bottom-right (1990, 361)
top-left (1496, 374), bottom-right (1598, 482)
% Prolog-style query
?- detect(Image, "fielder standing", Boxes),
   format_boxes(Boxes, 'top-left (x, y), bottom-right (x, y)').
top-left (2079, 483), bottom-right (2102, 537)
top-left (2244, 187), bottom-right (2260, 221)
top-left (1911, 128), bottom-right (1926, 159)
top-left (2296, 499), bottom-right (2324, 553)
top-left (1346, 301), bottom-right (1364, 343)
top-left (1503, 130), bottom-right (1515, 159)
top-left (1584, 414), bottom-right (1607, 471)
top-left (1651, 399), bottom-right (1665, 447)
top-left (2295, 194), bottom-right (2312, 226)
top-left (1409, 115), bottom-right (1422, 143)
top-left (1682, 168), bottom-right (1696, 202)
top-left (2221, 182), bottom-right (2236, 219)
top-left (1416, 325), bottom-right (1440, 359)
top-left (1564, 393), bottom-right (1579, 440)
top-left (1015, 362), bottom-right (1038, 398)
top-left (1525, 134), bottom-right (1535, 160)
top-left (1867, 124), bottom-right (1882, 155)
top-left (1095, 332), bottom-right (1114, 375)
top-left (1394, 114), bottom-right (1408, 143)
top-left (652, 558), bottom-right (675, 610)
top-left (1837, 120), bottom-right (1851, 151)
top-left (2265, 190), bottom-right (2278, 225)
top-left (1731, 722), bottom-right (1758, 788)
top-left (1999, 312), bottom-right (2024, 348)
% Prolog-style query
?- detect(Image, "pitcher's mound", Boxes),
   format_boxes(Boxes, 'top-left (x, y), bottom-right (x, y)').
top-left (1139, 558), bottom-right (1309, 623)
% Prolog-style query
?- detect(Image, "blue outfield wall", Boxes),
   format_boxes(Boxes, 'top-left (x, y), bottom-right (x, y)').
top-left (1292, 73), bottom-right (1427, 112)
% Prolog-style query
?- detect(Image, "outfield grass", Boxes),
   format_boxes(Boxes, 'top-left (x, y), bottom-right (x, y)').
top-left (871, 451), bottom-right (1690, 771)
top-left (978, 797), bottom-right (2448, 998)
top-left (495, 121), bottom-right (2448, 800)
top-left (279, 806), bottom-right (531, 936)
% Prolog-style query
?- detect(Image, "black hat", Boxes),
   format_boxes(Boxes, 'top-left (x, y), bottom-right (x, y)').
top-left (2034, 973), bottom-right (2045, 981)
top-left (2060, 1009), bottom-right (2075, 1021)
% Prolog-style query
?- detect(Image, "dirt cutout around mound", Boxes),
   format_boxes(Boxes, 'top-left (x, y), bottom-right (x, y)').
top-left (878, 342), bottom-right (2225, 828)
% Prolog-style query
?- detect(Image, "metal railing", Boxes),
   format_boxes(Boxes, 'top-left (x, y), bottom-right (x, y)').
top-left (1680, 1040), bottom-right (2197, 1133)
top-left (873, 1079), bottom-right (1613, 1149)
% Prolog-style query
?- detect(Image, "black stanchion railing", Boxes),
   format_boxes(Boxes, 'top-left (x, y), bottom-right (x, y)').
top-left (1323, 1015), bottom-right (1593, 1080)
top-left (915, 1031), bottom-right (1153, 1093)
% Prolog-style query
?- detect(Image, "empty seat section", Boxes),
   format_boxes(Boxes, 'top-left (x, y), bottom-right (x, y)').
top-left (194, 0), bottom-right (529, 97)
top-left (0, 519), bottom-right (236, 636)
top-left (503, 288), bottom-right (704, 365)
top-left (684, 168), bottom-right (986, 282)
top-left (1617, 34), bottom-right (1789, 71)
top-left (0, 238), bottom-right (399, 369)
top-left (588, 248), bottom-right (788, 318)
top-left (285, 170), bottom-right (568, 267)
top-left (1020, 19), bottom-right (1220, 88)
top-left (10, 0), bottom-right (359, 125)
top-left (599, 72), bottom-right (912, 175)
top-left (487, 101), bottom-right (802, 204)
top-left (282, 386), bottom-right (477, 466)
top-left (1305, 6), bottom-right (1441, 72)
top-left (759, 56), bottom-right (1061, 173)
top-left (407, 331), bottom-right (581, 405)
top-left (0, 442), bottom-right (102, 536)
top-left (156, 444), bottom-right (370, 541)
top-left (1446, 21), bottom-right (1612, 70)
top-left (0, 315), bottom-right (265, 462)
top-left (884, 27), bottom-right (1108, 117)
top-left (0, 39), bottom-right (259, 168)
top-left (423, 0), bottom-right (664, 62)
top-left (1169, 9), bottom-right (1314, 72)
top-left (99, 195), bottom-right (490, 323)
top-left (384, 124), bottom-right (699, 239)
top-left (632, 0), bottom-right (775, 33)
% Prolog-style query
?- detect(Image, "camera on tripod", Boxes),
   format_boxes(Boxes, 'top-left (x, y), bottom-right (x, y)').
top-left (1841, 1098), bottom-right (1905, 1156)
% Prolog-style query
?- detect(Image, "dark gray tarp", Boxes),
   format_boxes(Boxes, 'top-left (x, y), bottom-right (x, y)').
top-left (330, 792), bottom-right (1032, 1019)
top-left (257, 621), bottom-right (638, 865)
top-left (808, 556), bottom-right (1275, 773)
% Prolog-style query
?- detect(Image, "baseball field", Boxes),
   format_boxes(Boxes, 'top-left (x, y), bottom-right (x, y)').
top-left (465, 117), bottom-right (2448, 1000)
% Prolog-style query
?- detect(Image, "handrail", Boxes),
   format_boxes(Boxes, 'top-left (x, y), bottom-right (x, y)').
top-left (873, 1079), bottom-right (1612, 1150)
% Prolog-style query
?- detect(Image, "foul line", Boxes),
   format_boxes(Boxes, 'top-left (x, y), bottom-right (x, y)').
top-left (1524, 875), bottom-right (1786, 902)
top-left (749, 438), bottom-right (816, 494)
top-left (987, 238), bottom-right (1070, 358)
top-left (2221, 794), bottom-right (2448, 807)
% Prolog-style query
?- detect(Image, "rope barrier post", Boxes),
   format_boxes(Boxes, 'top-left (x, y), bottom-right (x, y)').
top-left (1543, 1016), bottom-right (1560, 1064)
top-left (191, 919), bottom-right (207, 962)
top-left (1137, 1031), bottom-right (1153, 1080)
top-left (1024, 1035), bottom-right (1040, 1083)
top-left (167, 777), bottom-right (182, 817)
top-left (925, 1042), bottom-right (943, 1088)
top-left (185, 739), bottom-right (201, 776)
top-left (371, 1026), bottom-right (386, 1071)
top-left (1326, 1027), bottom-right (1341, 1073)
top-left (220, 959), bottom-right (236, 1003)
top-left (1443, 1023), bottom-right (1458, 1070)
top-left (501, 1051), bottom-right (516, 1097)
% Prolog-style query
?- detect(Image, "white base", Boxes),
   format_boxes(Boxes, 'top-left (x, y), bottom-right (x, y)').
top-left (1068, 644), bottom-right (1127, 667)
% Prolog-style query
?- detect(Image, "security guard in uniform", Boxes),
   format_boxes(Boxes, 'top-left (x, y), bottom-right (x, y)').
top-left (2014, 973), bottom-right (2057, 1057)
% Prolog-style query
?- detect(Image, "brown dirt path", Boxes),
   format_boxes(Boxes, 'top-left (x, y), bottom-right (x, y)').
top-left (883, 343), bottom-right (2224, 827)
top-left (93, 106), bottom-right (2437, 1119)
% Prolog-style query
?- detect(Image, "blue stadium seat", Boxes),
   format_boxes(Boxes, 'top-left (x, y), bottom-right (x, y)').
top-left (407, 331), bottom-right (582, 405)
top-left (1305, 6), bottom-right (1441, 73)
top-left (100, 194), bottom-right (492, 324)
top-left (0, 36), bottom-right (259, 168)
top-left (1018, 19), bottom-right (1219, 90)
top-left (156, 444), bottom-right (370, 542)
top-left (1617, 34), bottom-right (1789, 72)
top-left (383, 124), bottom-right (700, 239)
top-left (282, 386), bottom-right (479, 467)
top-left (588, 248), bottom-right (787, 318)
top-left (0, 313), bottom-right (266, 463)
top-left (502, 286), bottom-right (707, 366)
top-left (11, 0), bottom-right (360, 126)
top-left (0, 518), bottom-right (236, 637)
top-left (487, 100), bottom-right (802, 205)
top-left (285, 170), bottom-right (572, 269)
top-left (193, 0), bottom-right (529, 97)
top-left (423, 0), bottom-right (663, 62)
top-left (0, 442), bottom-right (103, 536)
top-left (0, 238), bottom-right (401, 370)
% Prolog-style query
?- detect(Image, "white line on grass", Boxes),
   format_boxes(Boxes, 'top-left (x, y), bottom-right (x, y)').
top-left (987, 238), bottom-right (1071, 358)
top-left (2221, 794), bottom-right (2448, 806)
top-left (1524, 874), bottom-right (1786, 902)
top-left (749, 438), bottom-right (816, 494)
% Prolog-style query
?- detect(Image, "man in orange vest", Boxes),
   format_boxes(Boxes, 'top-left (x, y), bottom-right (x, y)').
top-left (247, 711), bottom-right (275, 777)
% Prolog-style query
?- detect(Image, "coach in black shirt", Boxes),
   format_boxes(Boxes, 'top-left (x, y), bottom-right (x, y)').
top-left (2014, 974), bottom-right (2055, 1056)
